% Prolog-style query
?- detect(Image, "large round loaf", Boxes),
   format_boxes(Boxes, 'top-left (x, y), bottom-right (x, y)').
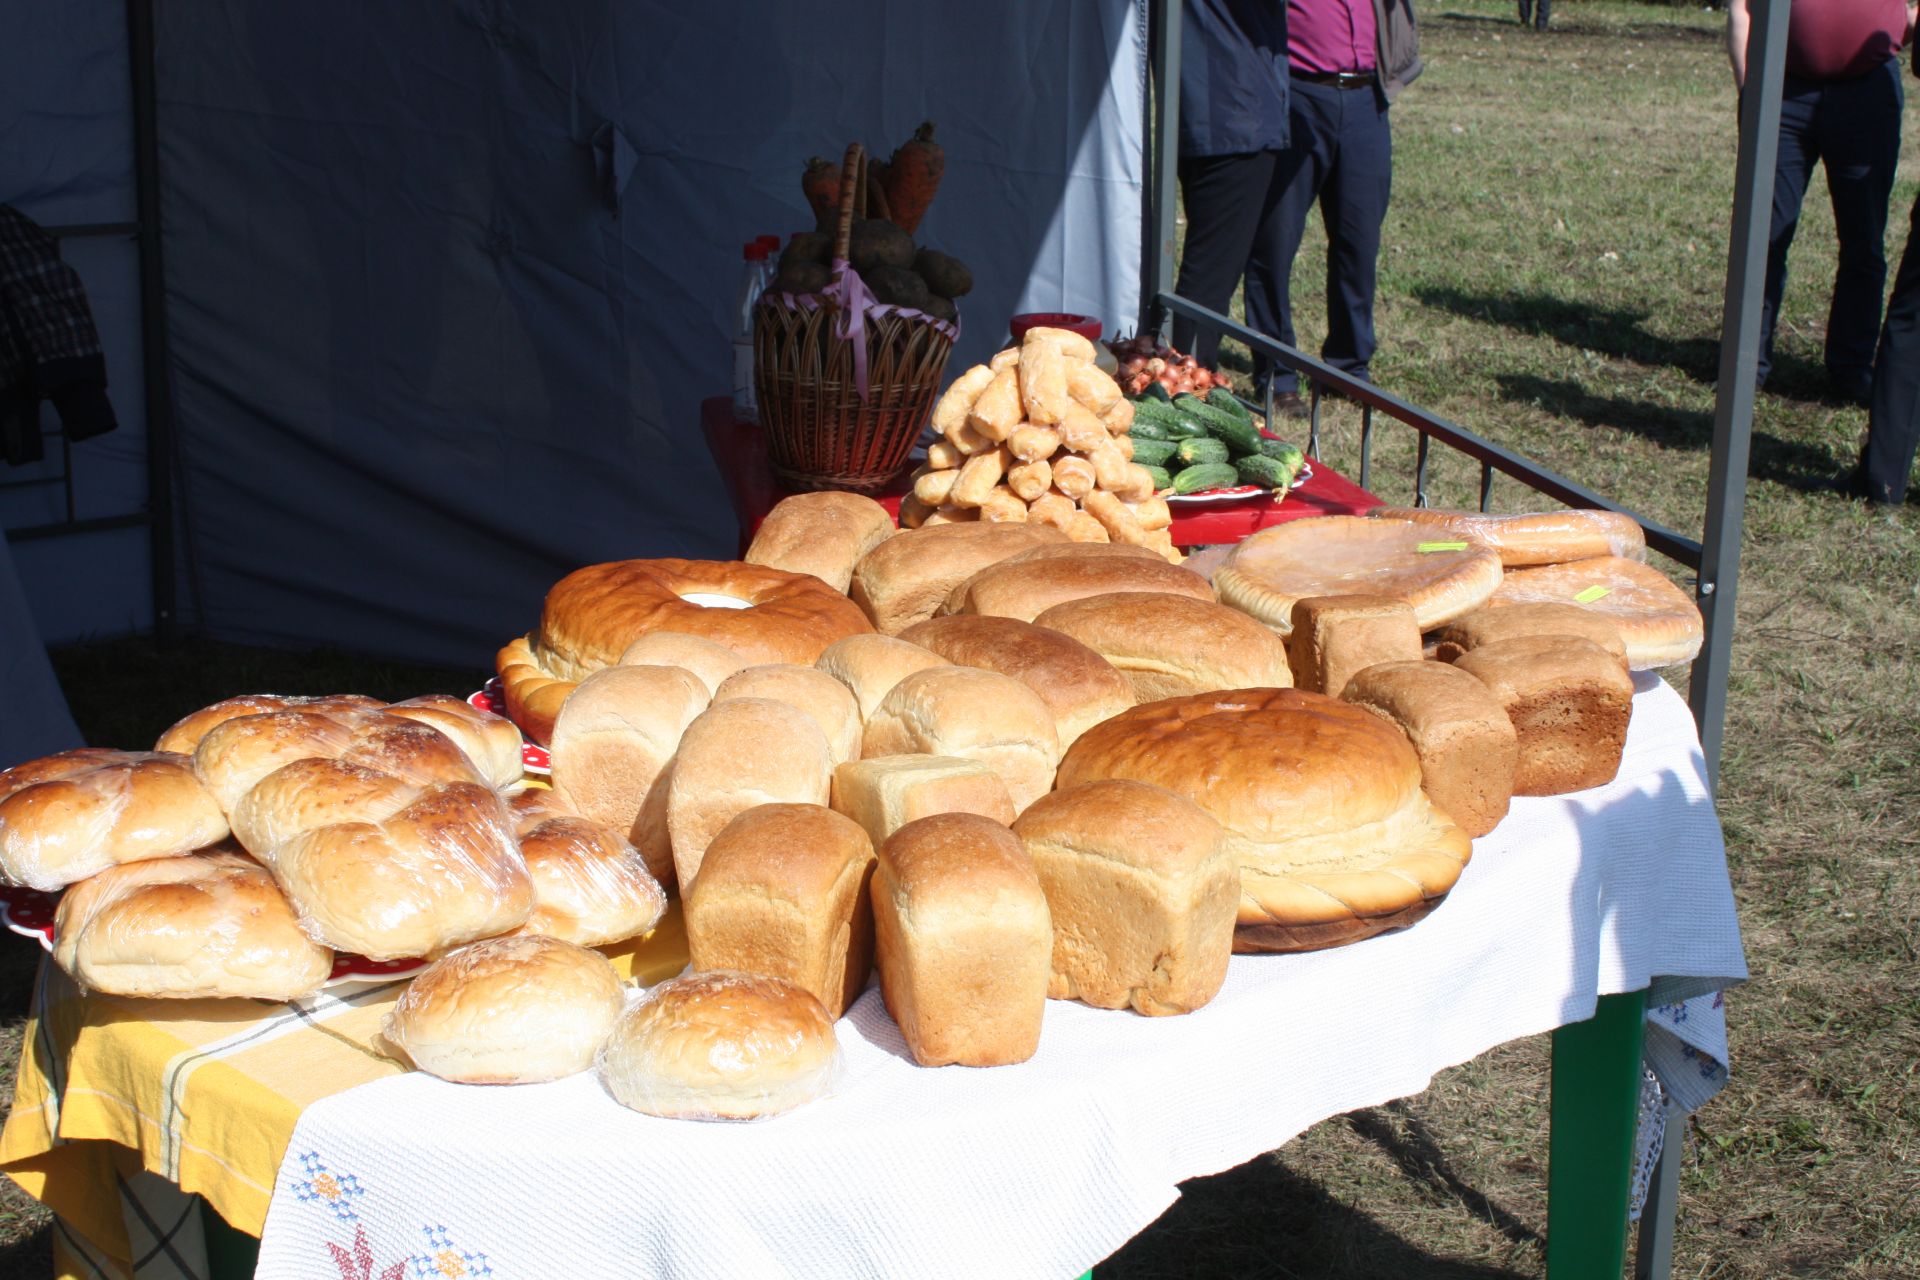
top-left (863, 667), bottom-right (1061, 811)
top-left (1032, 592), bottom-right (1293, 703)
top-left (849, 522), bottom-right (1069, 634)
top-left (53, 850), bottom-right (334, 999)
top-left (0, 749), bottom-right (230, 891)
top-left (506, 790), bottom-right (667, 947)
top-left (382, 935), bottom-right (626, 1084)
top-left (1485, 556), bottom-right (1703, 669)
top-left (598, 970), bottom-right (840, 1120)
top-left (1371, 506), bottom-right (1647, 567)
top-left (744, 491), bottom-right (897, 592)
top-left (897, 615), bottom-right (1134, 748)
top-left (1057, 688), bottom-right (1473, 952)
top-left (940, 552), bottom-right (1214, 622)
top-left (1214, 516), bottom-right (1504, 633)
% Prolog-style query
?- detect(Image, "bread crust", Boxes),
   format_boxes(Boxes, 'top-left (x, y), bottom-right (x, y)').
top-left (1371, 506), bottom-right (1647, 566)
top-left (0, 749), bottom-right (230, 891)
top-left (897, 614), bottom-right (1134, 749)
top-left (744, 491), bottom-right (897, 591)
top-left (1485, 556), bottom-right (1702, 669)
top-left (1451, 635), bottom-right (1635, 795)
top-left (861, 667), bottom-right (1060, 812)
top-left (940, 551), bottom-right (1213, 623)
top-left (1031, 592), bottom-right (1293, 703)
top-left (848, 522), bottom-right (1069, 634)
top-left (1340, 660), bottom-right (1519, 838)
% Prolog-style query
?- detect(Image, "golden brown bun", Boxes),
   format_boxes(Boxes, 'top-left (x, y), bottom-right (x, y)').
top-left (615, 632), bottom-right (751, 694)
top-left (665, 698), bottom-right (834, 890)
top-left (1372, 506), bottom-right (1647, 566)
top-left (940, 550), bottom-right (1213, 623)
top-left (53, 850), bottom-right (333, 999)
top-left (745, 491), bottom-right (897, 592)
top-left (0, 749), bottom-right (231, 891)
top-left (1285, 595), bottom-right (1423, 698)
top-left (1486, 557), bottom-right (1702, 669)
top-left (871, 813), bottom-right (1052, 1066)
top-left (685, 803), bottom-right (877, 1017)
top-left (154, 694), bottom-right (384, 755)
top-left (830, 755), bottom-right (1016, 850)
top-left (598, 970), bottom-right (840, 1120)
top-left (1214, 516), bottom-right (1504, 633)
top-left (548, 664), bottom-right (709, 859)
top-left (1340, 660), bottom-right (1519, 838)
top-left (898, 615), bottom-right (1134, 748)
top-left (1428, 603), bottom-right (1629, 671)
top-left (250, 776), bottom-right (534, 960)
top-left (862, 667), bottom-right (1060, 811)
top-left (499, 559), bottom-right (873, 742)
top-left (382, 935), bottom-right (625, 1083)
top-left (506, 791), bottom-right (667, 947)
top-left (1032, 592), bottom-right (1293, 703)
top-left (194, 708), bottom-right (485, 816)
top-left (848, 522), bottom-right (1069, 634)
top-left (813, 634), bottom-right (952, 721)
top-left (1451, 636), bottom-right (1635, 795)
top-left (711, 664), bottom-right (863, 765)
top-left (383, 695), bottom-right (526, 788)
top-left (1014, 781), bottom-right (1237, 1015)
top-left (1057, 689), bottom-right (1473, 952)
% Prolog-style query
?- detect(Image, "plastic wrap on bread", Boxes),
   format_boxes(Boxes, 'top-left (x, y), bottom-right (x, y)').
top-left (0, 749), bottom-right (230, 891)
top-left (596, 970), bottom-right (841, 1120)
top-left (506, 789), bottom-right (667, 947)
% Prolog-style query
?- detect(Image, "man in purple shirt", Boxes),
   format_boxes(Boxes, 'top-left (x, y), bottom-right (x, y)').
top-left (1256, 0), bottom-right (1421, 415)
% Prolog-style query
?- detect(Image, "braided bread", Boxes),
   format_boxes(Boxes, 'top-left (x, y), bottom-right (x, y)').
top-left (0, 749), bottom-right (229, 891)
top-left (505, 789), bottom-right (666, 947)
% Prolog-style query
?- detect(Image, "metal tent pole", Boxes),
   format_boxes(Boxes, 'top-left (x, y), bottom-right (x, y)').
top-left (127, 0), bottom-right (178, 644)
top-left (1140, 0), bottom-right (1180, 336)
top-left (1688, 0), bottom-right (1788, 794)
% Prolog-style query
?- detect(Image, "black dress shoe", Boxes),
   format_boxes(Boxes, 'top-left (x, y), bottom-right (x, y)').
top-left (1272, 391), bottom-right (1309, 420)
top-left (1827, 371), bottom-right (1873, 407)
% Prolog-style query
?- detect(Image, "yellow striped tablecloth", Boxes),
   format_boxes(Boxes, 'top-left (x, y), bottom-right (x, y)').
top-left (1, 909), bottom-right (689, 1279)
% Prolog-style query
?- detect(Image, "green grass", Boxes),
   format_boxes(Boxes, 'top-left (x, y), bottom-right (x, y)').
top-left (6, 4), bottom-right (1919, 1276)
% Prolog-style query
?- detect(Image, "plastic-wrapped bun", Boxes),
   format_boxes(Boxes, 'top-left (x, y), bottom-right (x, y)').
top-left (507, 790), bottom-right (667, 947)
top-left (0, 749), bottom-right (231, 891)
top-left (598, 970), bottom-right (840, 1121)
top-left (382, 935), bottom-right (626, 1084)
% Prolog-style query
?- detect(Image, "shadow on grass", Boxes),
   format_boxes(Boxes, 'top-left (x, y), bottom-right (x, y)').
top-left (1433, 12), bottom-right (1724, 42)
top-left (1492, 372), bottom-right (1849, 490)
top-left (1097, 1153), bottom-right (1531, 1279)
top-left (1347, 1101), bottom-right (1542, 1250)
top-left (0, 1226), bottom-right (50, 1280)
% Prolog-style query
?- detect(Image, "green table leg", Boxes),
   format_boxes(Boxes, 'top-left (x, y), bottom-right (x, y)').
top-left (200, 1200), bottom-right (260, 1279)
top-left (1546, 989), bottom-right (1648, 1280)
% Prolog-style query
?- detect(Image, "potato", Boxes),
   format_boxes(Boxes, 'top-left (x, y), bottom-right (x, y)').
top-left (848, 218), bottom-right (915, 272)
top-left (914, 248), bottom-right (973, 299)
top-left (968, 369), bottom-right (1023, 443)
top-left (1007, 458), bottom-right (1052, 502)
top-left (778, 231), bottom-right (833, 270)
top-left (1052, 455), bottom-right (1095, 500)
top-left (1057, 401), bottom-right (1108, 453)
top-left (1067, 362), bottom-right (1123, 415)
top-left (978, 485), bottom-right (1028, 523)
top-left (866, 265), bottom-right (931, 310)
top-left (913, 467), bottom-right (960, 506)
top-left (1008, 424), bottom-right (1062, 462)
top-left (1017, 335), bottom-right (1072, 425)
top-left (950, 445), bottom-right (1010, 507)
top-left (923, 295), bottom-right (958, 324)
top-left (932, 364), bottom-right (997, 436)
top-left (771, 261), bottom-right (831, 295)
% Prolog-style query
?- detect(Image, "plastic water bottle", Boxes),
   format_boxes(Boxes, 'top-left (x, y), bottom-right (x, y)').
top-left (732, 241), bottom-right (771, 421)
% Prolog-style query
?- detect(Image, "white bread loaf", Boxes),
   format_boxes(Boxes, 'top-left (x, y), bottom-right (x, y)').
top-left (744, 491), bottom-right (897, 592)
top-left (684, 803), bottom-right (876, 1017)
top-left (896, 614), bottom-right (1134, 749)
top-left (711, 664), bottom-right (862, 765)
top-left (0, 749), bottom-right (230, 891)
top-left (381, 935), bottom-right (626, 1083)
top-left (548, 664), bottom-right (710, 854)
top-left (849, 522), bottom-right (1069, 633)
top-left (814, 634), bottom-right (952, 721)
top-left (862, 667), bottom-right (1060, 811)
top-left (53, 850), bottom-right (333, 999)
top-left (664, 698), bottom-right (833, 890)
top-left (598, 970), bottom-right (840, 1119)
top-left (871, 813), bottom-right (1052, 1067)
top-left (617, 631), bottom-right (751, 695)
top-left (830, 755), bottom-right (1016, 851)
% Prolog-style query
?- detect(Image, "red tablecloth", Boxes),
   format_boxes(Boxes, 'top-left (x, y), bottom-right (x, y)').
top-left (701, 397), bottom-right (1380, 552)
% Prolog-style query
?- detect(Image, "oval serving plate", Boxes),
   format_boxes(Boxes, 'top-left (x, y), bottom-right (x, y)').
top-left (1165, 461), bottom-right (1313, 506)
top-left (467, 681), bottom-right (552, 775)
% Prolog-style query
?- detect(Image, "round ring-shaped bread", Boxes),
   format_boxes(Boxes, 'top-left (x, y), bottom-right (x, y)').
top-left (1213, 516), bottom-right (1504, 633)
top-left (1056, 688), bottom-right (1472, 952)
top-left (597, 969), bottom-right (839, 1120)
top-left (499, 559), bottom-right (873, 744)
top-left (1485, 555), bottom-right (1702, 669)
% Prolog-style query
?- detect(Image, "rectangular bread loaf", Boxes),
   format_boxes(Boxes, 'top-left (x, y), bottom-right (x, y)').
top-left (831, 755), bottom-right (1016, 851)
top-left (1450, 636), bottom-right (1633, 796)
top-left (1340, 659), bottom-right (1519, 838)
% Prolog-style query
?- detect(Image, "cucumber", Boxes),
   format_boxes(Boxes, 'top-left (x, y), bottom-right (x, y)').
top-left (1140, 464), bottom-right (1174, 491)
top-left (1174, 395), bottom-right (1264, 455)
top-left (1128, 417), bottom-right (1173, 442)
top-left (1127, 436), bottom-right (1179, 466)
top-left (1174, 436), bottom-right (1231, 467)
top-left (1258, 438), bottom-right (1306, 468)
top-left (1171, 462), bottom-right (1239, 494)
top-left (1205, 387), bottom-right (1252, 422)
top-left (1140, 380), bottom-right (1173, 404)
top-left (1233, 453), bottom-right (1298, 489)
top-left (1133, 397), bottom-right (1210, 440)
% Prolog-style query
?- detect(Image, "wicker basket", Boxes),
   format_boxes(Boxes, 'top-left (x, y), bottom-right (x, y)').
top-left (754, 144), bottom-right (957, 493)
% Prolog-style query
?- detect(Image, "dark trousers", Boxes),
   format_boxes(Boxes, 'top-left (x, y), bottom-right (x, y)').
top-left (1866, 193), bottom-right (1920, 505)
top-left (1759, 60), bottom-right (1903, 386)
top-left (1171, 149), bottom-right (1280, 370)
top-left (1259, 79), bottom-right (1393, 395)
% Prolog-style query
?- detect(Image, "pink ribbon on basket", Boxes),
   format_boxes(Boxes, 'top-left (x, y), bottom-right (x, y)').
top-left (827, 257), bottom-right (878, 404)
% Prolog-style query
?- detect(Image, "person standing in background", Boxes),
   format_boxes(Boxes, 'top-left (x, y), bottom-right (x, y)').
top-left (1516, 0), bottom-right (1550, 31)
top-left (1855, 41), bottom-right (1920, 510)
top-left (1729, 0), bottom-right (1911, 404)
top-left (1256, 0), bottom-right (1421, 416)
top-left (1169, 0), bottom-right (1291, 379)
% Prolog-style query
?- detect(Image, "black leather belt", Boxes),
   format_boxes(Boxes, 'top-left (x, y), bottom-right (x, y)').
top-left (1294, 70), bottom-right (1375, 89)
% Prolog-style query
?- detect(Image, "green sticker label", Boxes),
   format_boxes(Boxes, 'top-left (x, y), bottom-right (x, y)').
top-left (1574, 585), bottom-right (1611, 603)
top-left (1416, 540), bottom-right (1470, 552)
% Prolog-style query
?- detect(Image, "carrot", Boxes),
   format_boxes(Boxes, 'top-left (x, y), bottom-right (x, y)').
top-left (880, 121), bottom-right (944, 235)
top-left (802, 157), bottom-right (842, 230)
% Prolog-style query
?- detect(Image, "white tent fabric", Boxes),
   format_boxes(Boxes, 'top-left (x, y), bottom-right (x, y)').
top-left (141, 0), bottom-right (1146, 668)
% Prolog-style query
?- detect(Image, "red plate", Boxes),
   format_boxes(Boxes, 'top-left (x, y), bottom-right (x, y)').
top-left (0, 884), bottom-right (425, 988)
top-left (468, 681), bottom-right (551, 775)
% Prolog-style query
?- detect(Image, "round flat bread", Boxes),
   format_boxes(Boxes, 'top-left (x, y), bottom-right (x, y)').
top-left (1486, 556), bottom-right (1701, 669)
top-left (1214, 516), bottom-right (1503, 633)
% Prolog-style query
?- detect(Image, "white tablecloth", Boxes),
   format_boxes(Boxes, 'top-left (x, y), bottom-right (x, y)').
top-left (257, 676), bottom-right (1745, 1280)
